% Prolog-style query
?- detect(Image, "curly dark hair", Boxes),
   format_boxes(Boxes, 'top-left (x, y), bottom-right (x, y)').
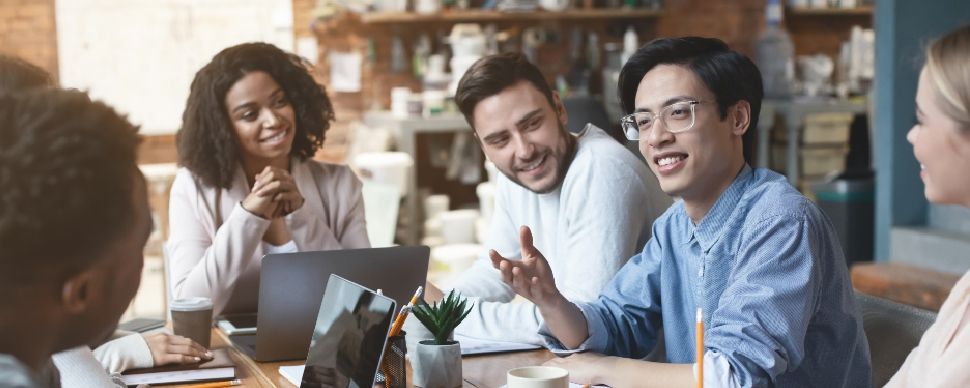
top-left (0, 89), bottom-right (141, 278)
top-left (0, 54), bottom-right (53, 93)
top-left (177, 42), bottom-right (335, 189)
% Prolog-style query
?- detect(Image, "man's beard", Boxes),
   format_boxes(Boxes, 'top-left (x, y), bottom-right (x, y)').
top-left (503, 126), bottom-right (577, 194)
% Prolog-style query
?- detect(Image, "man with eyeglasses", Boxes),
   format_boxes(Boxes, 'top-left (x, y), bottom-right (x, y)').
top-left (416, 52), bottom-right (671, 345)
top-left (491, 37), bottom-right (871, 387)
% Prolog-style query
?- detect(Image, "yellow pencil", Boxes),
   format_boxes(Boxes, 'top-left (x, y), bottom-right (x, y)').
top-left (696, 308), bottom-right (704, 388)
top-left (188, 379), bottom-right (241, 388)
top-left (388, 286), bottom-right (423, 338)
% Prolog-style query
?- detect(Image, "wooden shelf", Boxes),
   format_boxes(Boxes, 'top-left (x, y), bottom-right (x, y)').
top-left (360, 8), bottom-right (662, 23)
top-left (787, 6), bottom-right (873, 16)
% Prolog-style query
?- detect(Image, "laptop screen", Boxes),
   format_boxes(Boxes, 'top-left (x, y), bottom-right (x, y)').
top-left (301, 274), bottom-right (396, 388)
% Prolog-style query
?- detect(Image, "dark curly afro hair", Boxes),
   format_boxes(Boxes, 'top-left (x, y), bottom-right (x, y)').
top-left (177, 42), bottom-right (334, 189)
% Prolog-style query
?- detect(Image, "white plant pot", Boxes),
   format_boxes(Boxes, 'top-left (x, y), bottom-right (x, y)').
top-left (412, 340), bottom-right (462, 388)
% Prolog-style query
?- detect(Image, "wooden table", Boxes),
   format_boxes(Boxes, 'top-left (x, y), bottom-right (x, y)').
top-left (174, 329), bottom-right (556, 387)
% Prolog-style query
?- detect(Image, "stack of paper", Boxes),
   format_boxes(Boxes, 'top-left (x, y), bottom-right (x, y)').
top-left (455, 335), bottom-right (542, 356)
top-left (279, 365), bottom-right (305, 386)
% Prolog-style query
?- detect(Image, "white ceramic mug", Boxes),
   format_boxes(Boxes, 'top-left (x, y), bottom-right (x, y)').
top-left (507, 366), bottom-right (569, 388)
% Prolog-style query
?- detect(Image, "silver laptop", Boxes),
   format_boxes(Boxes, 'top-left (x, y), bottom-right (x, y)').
top-left (229, 246), bottom-right (429, 362)
top-left (300, 274), bottom-right (396, 388)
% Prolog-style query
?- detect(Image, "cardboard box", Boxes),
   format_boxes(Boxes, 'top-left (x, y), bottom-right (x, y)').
top-left (774, 112), bottom-right (854, 144)
top-left (772, 144), bottom-right (849, 176)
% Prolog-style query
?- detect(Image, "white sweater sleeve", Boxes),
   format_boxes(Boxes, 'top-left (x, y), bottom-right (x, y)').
top-left (92, 334), bottom-right (154, 374)
top-left (52, 347), bottom-right (126, 388)
top-left (554, 150), bottom-right (660, 302)
top-left (167, 172), bottom-right (271, 314)
top-left (449, 179), bottom-right (548, 344)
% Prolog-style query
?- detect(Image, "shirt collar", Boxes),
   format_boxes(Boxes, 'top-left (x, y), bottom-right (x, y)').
top-left (691, 164), bottom-right (753, 252)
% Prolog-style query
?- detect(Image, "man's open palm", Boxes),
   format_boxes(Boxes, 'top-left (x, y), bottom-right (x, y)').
top-left (489, 226), bottom-right (562, 306)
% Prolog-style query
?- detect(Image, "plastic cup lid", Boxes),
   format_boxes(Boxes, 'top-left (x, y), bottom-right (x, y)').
top-left (169, 297), bottom-right (213, 311)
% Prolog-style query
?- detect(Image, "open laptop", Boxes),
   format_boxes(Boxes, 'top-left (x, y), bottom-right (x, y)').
top-left (297, 274), bottom-right (396, 388)
top-left (229, 246), bottom-right (429, 362)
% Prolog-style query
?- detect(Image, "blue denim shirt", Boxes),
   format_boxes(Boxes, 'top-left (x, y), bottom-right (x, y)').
top-left (542, 166), bottom-right (871, 387)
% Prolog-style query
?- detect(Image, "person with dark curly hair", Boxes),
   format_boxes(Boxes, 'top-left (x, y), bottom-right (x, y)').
top-left (168, 42), bottom-right (370, 316)
top-left (0, 89), bottom-right (149, 387)
top-left (0, 56), bottom-right (208, 387)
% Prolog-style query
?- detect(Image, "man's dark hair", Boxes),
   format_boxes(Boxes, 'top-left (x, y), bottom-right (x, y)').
top-left (0, 54), bottom-right (53, 93)
top-left (0, 90), bottom-right (141, 278)
top-left (455, 52), bottom-right (556, 129)
top-left (619, 37), bottom-right (763, 164)
top-left (178, 42), bottom-right (334, 189)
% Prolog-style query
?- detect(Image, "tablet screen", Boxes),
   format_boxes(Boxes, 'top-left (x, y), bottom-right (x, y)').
top-left (301, 274), bottom-right (396, 388)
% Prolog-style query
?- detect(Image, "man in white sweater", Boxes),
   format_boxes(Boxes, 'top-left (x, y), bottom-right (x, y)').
top-left (421, 53), bottom-right (671, 345)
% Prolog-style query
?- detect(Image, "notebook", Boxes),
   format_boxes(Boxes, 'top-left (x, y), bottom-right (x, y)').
top-left (119, 348), bottom-right (235, 386)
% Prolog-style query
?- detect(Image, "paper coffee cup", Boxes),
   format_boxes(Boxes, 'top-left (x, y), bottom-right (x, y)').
top-left (170, 297), bottom-right (213, 348)
top-left (507, 366), bottom-right (569, 388)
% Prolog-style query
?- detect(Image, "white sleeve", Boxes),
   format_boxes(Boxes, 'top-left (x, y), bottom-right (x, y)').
top-left (92, 334), bottom-right (154, 374)
top-left (449, 180), bottom-right (547, 344)
top-left (167, 172), bottom-right (270, 314)
top-left (264, 240), bottom-right (299, 255)
top-left (52, 347), bottom-right (127, 388)
top-left (555, 153), bottom-right (658, 302)
top-left (694, 350), bottom-right (743, 388)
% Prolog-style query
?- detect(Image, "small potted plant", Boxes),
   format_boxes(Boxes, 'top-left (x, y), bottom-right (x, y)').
top-left (409, 290), bottom-right (472, 388)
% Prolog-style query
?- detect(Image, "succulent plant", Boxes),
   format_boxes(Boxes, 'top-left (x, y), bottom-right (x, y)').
top-left (411, 290), bottom-right (472, 345)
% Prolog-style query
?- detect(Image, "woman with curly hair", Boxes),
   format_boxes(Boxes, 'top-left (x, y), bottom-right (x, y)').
top-left (168, 42), bottom-right (370, 316)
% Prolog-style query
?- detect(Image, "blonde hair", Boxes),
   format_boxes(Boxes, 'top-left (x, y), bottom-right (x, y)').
top-left (925, 24), bottom-right (970, 130)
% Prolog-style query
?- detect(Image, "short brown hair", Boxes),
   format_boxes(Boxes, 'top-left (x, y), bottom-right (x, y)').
top-left (454, 52), bottom-right (555, 129)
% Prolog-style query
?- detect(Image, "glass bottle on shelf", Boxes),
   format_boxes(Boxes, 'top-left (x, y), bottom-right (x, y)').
top-left (756, 0), bottom-right (795, 98)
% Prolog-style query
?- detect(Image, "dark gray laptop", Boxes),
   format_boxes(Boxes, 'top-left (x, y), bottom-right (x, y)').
top-left (229, 246), bottom-right (429, 362)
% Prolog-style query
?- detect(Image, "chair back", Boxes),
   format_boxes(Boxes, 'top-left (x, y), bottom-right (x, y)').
top-left (561, 96), bottom-right (611, 135)
top-left (856, 291), bottom-right (937, 387)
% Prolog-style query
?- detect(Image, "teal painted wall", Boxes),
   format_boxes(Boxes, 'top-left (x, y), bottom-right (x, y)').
top-left (873, 0), bottom-right (970, 260)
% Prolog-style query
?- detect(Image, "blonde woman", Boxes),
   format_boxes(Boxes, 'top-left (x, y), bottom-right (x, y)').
top-left (886, 24), bottom-right (970, 387)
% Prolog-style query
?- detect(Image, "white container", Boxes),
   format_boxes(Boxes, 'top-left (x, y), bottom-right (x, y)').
top-left (438, 209), bottom-right (479, 245)
top-left (424, 217), bottom-right (443, 238)
top-left (447, 24), bottom-right (486, 57)
top-left (423, 90), bottom-right (446, 117)
top-left (507, 366), bottom-right (568, 388)
top-left (415, 0), bottom-right (440, 14)
top-left (424, 194), bottom-right (451, 221)
top-left (484, 160), bottom-right (500, 184)
top-left (431, 243), bottom-right (480, 275)
top-left (539, 0), bottom-right (570, 12)
top-left (353, 152), bottom-right (413, 196)
top-left (391, 86), bottom-right (411, 118)
top-left (412, 341), bottom-right (462, 388)
top-left (476, 182), bottom-right (495, 223)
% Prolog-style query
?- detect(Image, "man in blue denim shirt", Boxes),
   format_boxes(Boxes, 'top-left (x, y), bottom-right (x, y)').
top-left (489, 37), bottom-right (871, 387)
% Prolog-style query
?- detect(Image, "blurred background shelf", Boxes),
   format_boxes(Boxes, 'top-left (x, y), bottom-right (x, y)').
top-left (361, 8), bottom-right (663, 23)
top-left (787, 6), bottom-right (873, 16)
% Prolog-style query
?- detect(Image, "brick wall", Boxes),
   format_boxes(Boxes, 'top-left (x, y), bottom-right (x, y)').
top-left (0, 0), bottom-right (59, 78)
